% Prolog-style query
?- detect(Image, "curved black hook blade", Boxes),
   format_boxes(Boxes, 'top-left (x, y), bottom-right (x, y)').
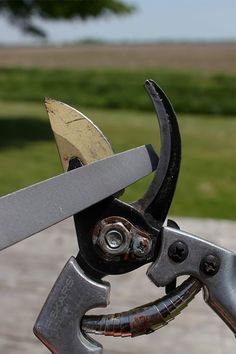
top-left (132, 80), bottom-right (181, 228)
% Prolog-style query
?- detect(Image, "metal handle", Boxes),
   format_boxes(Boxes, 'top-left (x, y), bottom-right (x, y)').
top-left (147, 226), bottom-right (236, 335)
top-left (204, 255), bottom-right (236, 334)
top-left (34, 257), bottom-right (110, 354)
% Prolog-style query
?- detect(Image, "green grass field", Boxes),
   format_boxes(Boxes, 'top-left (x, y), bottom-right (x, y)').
top-left (0, 101), bottom-right (235, 220)
top-left (0, 67), bottom-right (235, 115)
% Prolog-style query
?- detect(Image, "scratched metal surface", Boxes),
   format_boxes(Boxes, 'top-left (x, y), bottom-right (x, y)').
top-left (0, 217), bottom-right (235, 354)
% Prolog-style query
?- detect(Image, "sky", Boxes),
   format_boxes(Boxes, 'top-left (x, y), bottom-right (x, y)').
top-left (0, 0), bottom-right (235, 45)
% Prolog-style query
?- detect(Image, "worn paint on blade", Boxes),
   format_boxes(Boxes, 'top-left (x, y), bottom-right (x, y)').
top-left (45, 98), bottom-right (114, 171)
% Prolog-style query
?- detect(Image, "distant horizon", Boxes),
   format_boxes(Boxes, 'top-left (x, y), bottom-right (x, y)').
top-left (0, 37), bottom-right (236, 48)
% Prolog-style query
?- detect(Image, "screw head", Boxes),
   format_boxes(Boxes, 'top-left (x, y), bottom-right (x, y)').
top-left (105, 229), bottom-right (124, 249)
top-left (132, 236), bottom-right (151, 258)
top-left (168, 241), bottom-right (188, 263)
top-left (200, 254), bottom-right (220, 276)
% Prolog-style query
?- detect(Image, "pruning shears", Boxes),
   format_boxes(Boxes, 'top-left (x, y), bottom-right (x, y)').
top-left (0, 80), bottom-right (235, 354)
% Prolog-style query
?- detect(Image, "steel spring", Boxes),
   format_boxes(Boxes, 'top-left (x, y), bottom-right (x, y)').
top-left (82, 276), bottom-right (201, 337)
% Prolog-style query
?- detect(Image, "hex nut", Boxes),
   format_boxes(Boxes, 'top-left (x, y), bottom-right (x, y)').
top-left (95, 221), bottom-right (131, 256)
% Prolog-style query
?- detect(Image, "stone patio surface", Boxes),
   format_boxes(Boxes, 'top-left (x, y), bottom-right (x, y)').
top-left (0, 217), bottom-right (235, 354)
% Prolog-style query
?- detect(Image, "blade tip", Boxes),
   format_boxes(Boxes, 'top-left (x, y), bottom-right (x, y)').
top-left (44, 97), bottom-right (61, 108)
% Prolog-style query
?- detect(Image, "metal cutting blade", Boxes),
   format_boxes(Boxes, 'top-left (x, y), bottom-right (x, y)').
top-left (45, 98), bottom-right (114, 171)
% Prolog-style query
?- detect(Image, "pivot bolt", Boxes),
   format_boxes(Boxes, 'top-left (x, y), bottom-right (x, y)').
top-left (200, 254), bottom-right (220, 276)
top-left (94, 221), bottom-right (131, 257)
top-left (105, 229), bottom-right (124, 249)
top-left (168, 241), bottom-right (188, 263)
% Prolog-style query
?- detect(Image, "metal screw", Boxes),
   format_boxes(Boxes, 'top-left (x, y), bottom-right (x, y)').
top-left (168, 241), bottom-right (188, 263)
top-left (105, 229), bottom-right (124, 249)
top-left (200, 254), bottom-right (220, 276)
top-left (133, 236), bottom-right (151, 258)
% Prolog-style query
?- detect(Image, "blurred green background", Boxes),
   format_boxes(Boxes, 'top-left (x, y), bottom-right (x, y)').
top-left (0, 1), bottom-right (235, 220)
top-left (0, 54), bottom-right (235, 219)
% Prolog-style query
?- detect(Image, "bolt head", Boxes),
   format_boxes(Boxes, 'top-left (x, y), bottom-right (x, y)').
top-left (94, 221), bottom-right (131, 257)
top-left (105, 229), bottom-right (124, 249)
top-left (200, 254), bottom-right (220, 276)
top-left (133, 236), bottom-right (151, 258)
top-left (168, 241), bottom-right (188, 263)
